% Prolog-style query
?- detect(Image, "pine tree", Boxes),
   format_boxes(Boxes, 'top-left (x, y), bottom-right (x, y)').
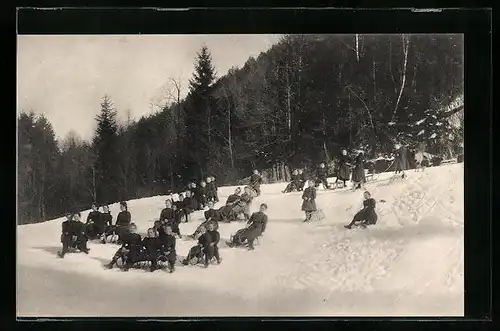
top-left (184, 46), bottom-right (217, 179)
top-left (93, 95), bottom-right (121, 204)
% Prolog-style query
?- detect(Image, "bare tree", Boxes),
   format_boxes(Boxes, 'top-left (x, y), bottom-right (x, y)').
top-left (391, 34), bottom-right (410, 123)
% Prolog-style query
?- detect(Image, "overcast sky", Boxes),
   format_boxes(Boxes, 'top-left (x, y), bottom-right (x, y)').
top-left (17, 34), bottom-right (282, 141)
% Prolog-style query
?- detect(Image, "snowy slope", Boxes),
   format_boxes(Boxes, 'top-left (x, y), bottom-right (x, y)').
top-left (17, 164), bottom-right (464, 317)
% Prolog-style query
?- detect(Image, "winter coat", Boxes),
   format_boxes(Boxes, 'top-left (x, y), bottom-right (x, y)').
top-left (183, 197), bottom-right (197, 214)
top-left (207, 230), bottom-right (220, 245)
top-left (101, 213), bottom-right (113, 227)
top-left (160, 208), bottom-right (176, 224)
top-left (86, 211), bottom-right (102, 225)
top-left (337, 154), bottom-right (351, 181)
top-left (226, 194), bottom-right (240, 205)
top-left (197, 232), bottom-right (212, 249)
top-left (204, 208), bottom-right (221, 222)
top-left (247, 211), bottom-right (268, 233)
top-left (142, 237), bottom-right (160, 257)
top-left (395, 146), bottom-right (409, 171)
top-left (250, 174), bottom-right (262, 188)
top-left (355, 198), bottom-right (378, 225)
top-left (352, 154), bottom-right (366, 183)
top-left (301, 187), bottom-right (317, 212)
top-left (159, 233), bottom-right (176, 254)
top-left (115, 211), bottom-right (131, 228)
top-left (317, 167), bottom-right (328, 180)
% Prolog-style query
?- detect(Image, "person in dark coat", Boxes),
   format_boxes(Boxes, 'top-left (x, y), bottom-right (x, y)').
top-left (85, 204), bottom-right (102, 239)
top-left (250, 170), bottom-right (263, 197)
top-left (106, 223), bottom-right (142, 271)
top-left (182, 191), bottom-right (198, 222)
top-left (159, 225), bottom-right (177, 273)
top-left (344, 191), bottom-right (378, 229)
top-left (58, 212), bottom-right (90, 258)
top-left (159, 199), bottom-right (181, 237)
top-left (335, 150), bottom-right (351, 188)
top-left (394, 144), bottom-right (409, 177)
top-left (181, 225), bottom-right (212, 268)
top-left (351, 152), bottom-right (366, 190)
top-left (226, 187), bottom-right (242, 205)
top-left (233, 186), bottom-right (253, 221)
top-left (227, 203), bottom-right (268, 250)
top-left (244, 203), bottom-right (268, 250)
top-left (205, 177), bottom-right (216, 203)
top-left (115, 201), bottom-right (132, 244)
top-left (142, 228), bottom-right (160, 272)
top-left (212, 176), bottom-right (220, 203)
top-left (302, 180), bottom-right (317, 222)
top-left (297, 169), bottom-right (307, 191)
top-left (218, 204), bottom-right (235, 223)
top-left (205, 222), bottom-right (221, 264)
top-left (191, 201), bottom-right (221, 238)
top-left (100, 205), bottom-right (118, 244)
top-left (159, 199), bottom-right (176, 224)
top-left (283, 169), bottom-right (300, 193)
top-left (196, 181), bottom-right (208, 210)
top-left (316, 163), bottom-right (331, 189)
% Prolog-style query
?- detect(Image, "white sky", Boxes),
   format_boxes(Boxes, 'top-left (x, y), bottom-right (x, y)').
top-left (17, 34), bottom-right (282, 141)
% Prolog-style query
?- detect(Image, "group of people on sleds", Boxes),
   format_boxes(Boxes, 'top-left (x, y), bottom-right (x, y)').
top-left (283, 149), bottom-right (368, 194)
top-left (58, 171), bottom-right (270, 271)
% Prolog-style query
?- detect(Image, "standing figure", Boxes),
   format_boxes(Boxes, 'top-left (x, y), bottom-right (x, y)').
top-left (301, 180), bottom-right (317, 222)
top-left (283, 169), bottom-right (300, 193)
top-left (206, 177), bottom-right (216, 203)
top-left (250, 170), bottom-right (263, 197)
top-left (197, 181), bottom-right (208, 209)
top-left (316, 163), bottom-right (330, 190)
top-left (182, 191), bottom-right (198, 222)
top-left (414, 142), bottom-right (426, 172)
top-left (335, 149), bottom-right (351, 188)
top-left (351, 152), bottom-right (366, 190)
top-left (297, 169), bottom-right (307, 191)
top-left (394, 143), bottom-right (409, 178)
top-left (115, 201), bottom-right (132, 244)
top-left (344, 191), bottom-right (378, 229)
top-left (211, 176), bottom-right (220, 203)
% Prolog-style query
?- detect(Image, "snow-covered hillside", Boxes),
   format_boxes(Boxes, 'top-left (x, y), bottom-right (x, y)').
top-left (17, 164), bottom-right (464, 317)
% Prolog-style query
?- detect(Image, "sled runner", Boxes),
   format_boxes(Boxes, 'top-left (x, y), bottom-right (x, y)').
top-left (179, 255), bottom-right (221, 267)
top-left (304, 209), bottom-right (324, 222)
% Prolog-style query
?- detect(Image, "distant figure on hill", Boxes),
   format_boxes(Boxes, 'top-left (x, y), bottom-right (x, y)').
top-left (344, 191), bottom-right (378, 229)
top-left (315, 163), bottom-right (331, 190)
top-left (394, 143), bottom-right (409, 178)
top-left (250, 170), bottom-right (263, 197)
top-left (335, 149), bottom-right (351, 188)
top-left (351, 152), bottom-right (366, 190)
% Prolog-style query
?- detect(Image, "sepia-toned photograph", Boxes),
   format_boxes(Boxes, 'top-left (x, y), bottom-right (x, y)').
top-left (17, 32), bottom-right (464, 317)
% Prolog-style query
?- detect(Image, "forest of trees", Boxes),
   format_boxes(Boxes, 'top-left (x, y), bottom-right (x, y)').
top-left (18, 34), bottom-right (464, 224)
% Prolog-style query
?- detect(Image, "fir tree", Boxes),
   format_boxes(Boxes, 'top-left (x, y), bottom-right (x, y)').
top-left (93, 95), bottom-right (121, 204)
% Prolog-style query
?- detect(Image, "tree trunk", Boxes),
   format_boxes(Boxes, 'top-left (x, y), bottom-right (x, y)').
top-left (391, 34), bottom-right (410, 123)
top-left (355, 34), bottom-right (360, 62)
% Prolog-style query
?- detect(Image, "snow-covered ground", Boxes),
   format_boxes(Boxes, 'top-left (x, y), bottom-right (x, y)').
top-left (17, 164), bottom-right (464, 317)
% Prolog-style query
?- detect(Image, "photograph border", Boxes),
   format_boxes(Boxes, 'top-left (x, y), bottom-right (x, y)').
top-left (10, 6), bottom-right (494, 330)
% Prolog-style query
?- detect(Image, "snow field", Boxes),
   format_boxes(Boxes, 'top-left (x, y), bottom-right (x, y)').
top-left (17, 163), bottom-right (464, 316)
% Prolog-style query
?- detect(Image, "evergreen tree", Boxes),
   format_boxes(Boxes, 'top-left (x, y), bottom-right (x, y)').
top-left (184, 46), bottom-right (217, 179)
top-left (93, 95), bottom-right (122, 204)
